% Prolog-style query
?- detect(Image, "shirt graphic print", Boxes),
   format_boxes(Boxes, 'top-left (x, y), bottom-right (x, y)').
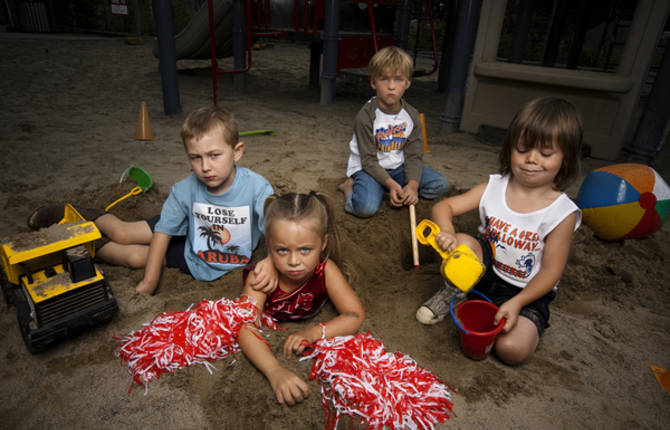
top-left (192, 202), bottom-right (252, 267)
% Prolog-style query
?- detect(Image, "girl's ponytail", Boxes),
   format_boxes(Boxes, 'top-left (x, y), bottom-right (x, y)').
top-left (310, 191), bottom-right (341, 265)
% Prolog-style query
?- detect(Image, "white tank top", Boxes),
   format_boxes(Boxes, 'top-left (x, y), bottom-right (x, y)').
top-left (478, 174), bottom-right (581, 288)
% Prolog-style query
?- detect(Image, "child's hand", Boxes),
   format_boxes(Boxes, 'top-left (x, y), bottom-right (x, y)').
top-left (388, 186), bottom-right (404, 207)
top-left (283, 331), bottom-right (314, 357)
top-left (267, 366), bottom-right (311, 405)
top-left (388, 180), bottom-right (419, 207)
top-left (250, 257), bottom-right (278, 293)
top-left (400, 182), bottom-right (419, 206)
top-left (389, 188), bottom-right (404, 207)
top-left (135, 278), bottom-right (157, 295)
top-left (435, 231), bottom-right (459, 253)
top-left (385, 178), bottom-right (404, 207)
top-left (494, 299), bottom-right (520, 332)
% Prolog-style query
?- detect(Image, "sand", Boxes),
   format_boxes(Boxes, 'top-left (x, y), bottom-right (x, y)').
top-left (1, 32), bottom-right (669, 429)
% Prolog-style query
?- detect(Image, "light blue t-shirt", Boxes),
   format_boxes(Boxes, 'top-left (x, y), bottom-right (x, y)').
top-left (155, 167), bottom-right (273, 281)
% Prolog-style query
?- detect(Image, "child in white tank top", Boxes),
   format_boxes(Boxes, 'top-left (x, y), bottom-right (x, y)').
top-left (416, 97), bottom-right (583, 365)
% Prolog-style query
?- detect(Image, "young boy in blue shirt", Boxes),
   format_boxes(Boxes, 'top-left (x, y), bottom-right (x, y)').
top-left (28, 106), bottom-right (276, 294)
top-left (339, 46), bottom-right (448, 217)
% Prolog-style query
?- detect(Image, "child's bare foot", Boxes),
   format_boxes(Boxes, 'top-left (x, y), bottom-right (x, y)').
top-left (338, 178), bottom-right (353, 196)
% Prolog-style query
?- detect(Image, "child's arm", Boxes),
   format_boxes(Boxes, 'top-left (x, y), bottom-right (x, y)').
top-left (136, 231), bottom-right (170, 295)
top-left (238, 273), bottom-right (311, 405)
top-left (249, 256), bottom-right (279, 293)
top-left (397, 114), bottom-right (424, 206)
top-left (494, 212), bottom-right (578, 332)
top-left (432, 183), bottom-right (486, 252)
top-left (283, 260), bottom-right (365, 356)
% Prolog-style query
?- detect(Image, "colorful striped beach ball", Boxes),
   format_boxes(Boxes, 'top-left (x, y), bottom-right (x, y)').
top-left (576, 163), bottom-right (670, 241)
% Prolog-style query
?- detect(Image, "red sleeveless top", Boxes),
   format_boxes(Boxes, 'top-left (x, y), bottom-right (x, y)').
top-left (243, 260), bottom-right (328, 322)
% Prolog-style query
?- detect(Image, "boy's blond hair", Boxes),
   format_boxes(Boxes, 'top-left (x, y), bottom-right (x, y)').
top-left (368, 46), bottom-right (413, 81)
top-left (180, 106), bottom-right (239, 148)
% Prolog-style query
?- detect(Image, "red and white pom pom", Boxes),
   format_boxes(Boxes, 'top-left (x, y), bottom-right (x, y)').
top-left (117, 297), bottom-right (278, 393)
top-left (302, 332), bottom-right (455, 430)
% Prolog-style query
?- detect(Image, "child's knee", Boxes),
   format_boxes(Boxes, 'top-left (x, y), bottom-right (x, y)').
top-left (126, 248), bottom-right (148, 269)
top-left (350, 205), bottom-right (378, 218)
top-left (419, 177), bottom-right (449, 200)
top-left (347, 197), bottom-right (381, 218)
top-left (457, 234), bottom-right (482, 258)
top-left (495, 338), bottom-right (529, 365)
top-left (106, 227), bottom-right (130, 244)
top-left (494, 329), bottom-right (538, 365)
top-left (108, 222), bottom-right (151, 245)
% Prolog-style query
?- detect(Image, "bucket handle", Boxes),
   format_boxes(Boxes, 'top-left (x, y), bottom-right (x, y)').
top-left (449, 289), bottom-right (493, 336)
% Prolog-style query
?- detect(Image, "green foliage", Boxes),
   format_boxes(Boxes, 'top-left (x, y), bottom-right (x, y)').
top-left (408, 18), bottom-right (446, 52)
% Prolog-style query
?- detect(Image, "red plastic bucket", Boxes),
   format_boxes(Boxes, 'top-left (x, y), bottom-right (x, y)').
top-left (455, 300), bottom-right (505, 360)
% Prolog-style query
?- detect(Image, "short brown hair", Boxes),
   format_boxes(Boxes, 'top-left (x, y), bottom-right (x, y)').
top-left (499, 97), bottom-right (582, 190)
top-left (180, 106), bottom-right (239, 148)
top-left (368, 46), bottom-right (413, 81)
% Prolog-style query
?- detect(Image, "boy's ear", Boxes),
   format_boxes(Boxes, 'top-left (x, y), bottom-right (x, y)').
top-left (233, 141), bottom-right (245, 162)
top-left (405, 79), bottom-right (412, 90)
top-left (369, 79), bottom-right (377, 91)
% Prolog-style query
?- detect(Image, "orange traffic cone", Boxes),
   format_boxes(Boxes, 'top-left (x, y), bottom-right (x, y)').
top-left (651, 365), bottom-right (670, 393)
top-left (135, 101), bottom-right (154, 141)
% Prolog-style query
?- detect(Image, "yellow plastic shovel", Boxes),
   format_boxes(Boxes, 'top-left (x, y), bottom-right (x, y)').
top-left (415, 219), bottom-right (485, 292)
top-left (105, 166), bottom-right (153, 212)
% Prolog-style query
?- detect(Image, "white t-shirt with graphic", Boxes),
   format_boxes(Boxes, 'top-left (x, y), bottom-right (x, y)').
top-left (345, 97), bottom-right (423, 184)
top-left (478, 174), bottom-right (581, 288)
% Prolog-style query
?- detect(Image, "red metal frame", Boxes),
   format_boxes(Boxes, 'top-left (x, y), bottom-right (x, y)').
top-left (367, 0), bottom-right (379, 52)
top-left (208, 0), bottom-right (440, 104)
top-left (413, 0), bottom-right (439, 77)
top-left (208, 0), bottom-right (285, 105)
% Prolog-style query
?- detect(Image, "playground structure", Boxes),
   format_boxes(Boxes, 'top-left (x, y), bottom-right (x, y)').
top-left (161, 0), bottom-right (399, 62)
top-left (194, 0), bottom-right (441, 106)
top-left (151, 0), bottom-right (441, 107)
top-left (7, 1), bottom-right (667, 163)
top-left (149, 0), bottom-right (670, 163)
top-left (152, 0), bottom-right (234, 59)
top-left (459, 0), bottom-right (670, 161)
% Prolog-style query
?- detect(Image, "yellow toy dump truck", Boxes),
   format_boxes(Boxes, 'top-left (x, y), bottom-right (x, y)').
top-left (0, 204), bottom-right (117, 353)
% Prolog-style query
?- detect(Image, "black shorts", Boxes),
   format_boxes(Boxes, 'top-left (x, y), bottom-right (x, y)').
top-left (470, 236), bottom-right (555, 337)
top-left (146, 215), bottom-right (190, 275)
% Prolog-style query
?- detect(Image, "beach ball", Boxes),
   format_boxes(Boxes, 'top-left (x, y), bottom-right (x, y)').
top-left (576, 163), bottom-right (670, 241)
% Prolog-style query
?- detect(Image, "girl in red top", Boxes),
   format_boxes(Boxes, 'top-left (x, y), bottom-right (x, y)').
top-left (238, 192), bottom-right (365, 406)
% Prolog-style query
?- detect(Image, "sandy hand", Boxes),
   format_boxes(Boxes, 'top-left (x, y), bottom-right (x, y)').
top-left (268, 367), bottom-right (311, 405)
